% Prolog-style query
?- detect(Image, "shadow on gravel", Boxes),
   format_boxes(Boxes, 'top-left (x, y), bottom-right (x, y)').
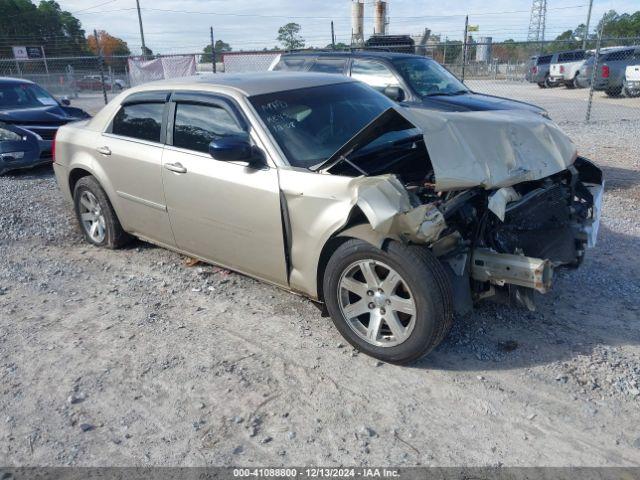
top-left (411, 224), bottom-right (640, 372)
top-left (2, 164), bottom-right (54, 180)
top-left (600, 165), bottom-right (640, 191)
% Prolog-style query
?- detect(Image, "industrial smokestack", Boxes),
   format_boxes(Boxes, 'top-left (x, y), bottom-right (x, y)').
top-left (351, 0), bottom-right (364, 45)
top-left (374, 0), bottom-right (388, 36)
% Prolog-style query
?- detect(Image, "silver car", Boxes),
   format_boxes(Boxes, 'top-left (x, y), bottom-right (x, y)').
top-left (53, 73), bottom-right (604, 364)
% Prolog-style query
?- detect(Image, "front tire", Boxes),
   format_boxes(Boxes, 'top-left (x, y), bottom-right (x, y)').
top-left (73, 176), bottom-right (131, 249)
top-left (323, 239), bottom-right (453, 364)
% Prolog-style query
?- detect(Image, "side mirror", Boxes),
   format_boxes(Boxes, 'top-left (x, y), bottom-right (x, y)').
top-left (60, 96), bottom-right (71, 106)
top-left (208, 134), bottom-right (266, 167)
top-left (383, 86), bottom-right (405, 102)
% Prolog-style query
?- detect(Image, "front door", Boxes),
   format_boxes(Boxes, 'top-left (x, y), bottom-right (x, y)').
top-left (161, 97), bottom-right (287, 285)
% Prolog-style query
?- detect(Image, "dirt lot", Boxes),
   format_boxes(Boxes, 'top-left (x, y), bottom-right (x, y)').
top-left (1, 110), bottom-right (639, 465)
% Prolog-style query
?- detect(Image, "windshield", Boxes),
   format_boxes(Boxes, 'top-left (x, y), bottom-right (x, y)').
top-left (250, 82), bottom-right (415, 169)
top-left (0, 83), bottom-right (59, 110)
top-left (393, 57), bottom-right (468, 97)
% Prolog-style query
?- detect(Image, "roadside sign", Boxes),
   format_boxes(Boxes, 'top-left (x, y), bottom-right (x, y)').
top-left (12, 46), bottom-right (28, 60)
top-left (12, 46), bottom-right (45, 60)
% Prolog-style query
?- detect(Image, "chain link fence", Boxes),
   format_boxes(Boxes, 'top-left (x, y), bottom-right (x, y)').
top-left (1, 38), bottom-right (638, 123)
top-left (0, 52), bottom-right (207, 115)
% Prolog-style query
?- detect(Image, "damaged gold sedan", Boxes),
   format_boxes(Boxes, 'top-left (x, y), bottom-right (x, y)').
top-left (53, 73), bottom-right (604, 363)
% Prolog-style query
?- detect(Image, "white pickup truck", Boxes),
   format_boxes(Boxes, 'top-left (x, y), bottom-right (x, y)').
top-left (624, 64), bottom-right (640, 97)
top-left (549, 49), bottom-right (589, 88)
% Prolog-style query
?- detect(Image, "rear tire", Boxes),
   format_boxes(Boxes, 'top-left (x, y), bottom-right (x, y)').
top-left (73, 176), bottom-right (132, 249)
top-left (323, 239), bottom-right (453, 364)
top-left (537, 82), bottom-right (546, 89)
top-left (543, 75), bottom-right (553, 88)
top-left (572, 74), bottom-right (581, 89)
top-left (605, 86), bottom-right (623, 97)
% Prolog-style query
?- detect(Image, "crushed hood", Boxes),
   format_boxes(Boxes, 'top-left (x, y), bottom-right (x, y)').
top-left (399, 107), bottom-right (578, 191)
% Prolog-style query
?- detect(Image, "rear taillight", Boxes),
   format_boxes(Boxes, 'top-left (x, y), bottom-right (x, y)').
top-left (602, 65), bottom-right (610, 78)
top-left (532, 66), bottom-right (538, 74)
top-left (52, 131), bottom-right (57, 163)
top-left (559, 65), bottom-right (565, 73)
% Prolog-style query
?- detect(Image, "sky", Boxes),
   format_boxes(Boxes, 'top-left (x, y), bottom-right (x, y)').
top-left (54, 0), bottom-right (637, 54)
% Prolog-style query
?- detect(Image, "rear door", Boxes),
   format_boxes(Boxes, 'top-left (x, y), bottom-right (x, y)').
top-left (101, 91), bottom-right (175, 246)
top-left (161, 92), bottom-right (287, 285)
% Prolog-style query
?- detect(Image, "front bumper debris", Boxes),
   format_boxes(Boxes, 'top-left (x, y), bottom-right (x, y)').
top-left (471, 249), bottom-right (553, 294)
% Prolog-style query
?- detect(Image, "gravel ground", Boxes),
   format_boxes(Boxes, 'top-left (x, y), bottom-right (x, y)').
top-left (1, 119), bottom-right (639, 467)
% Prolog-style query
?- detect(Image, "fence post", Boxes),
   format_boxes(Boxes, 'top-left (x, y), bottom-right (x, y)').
top-left (586, 24), bottom-right (603, 123)
top-left (94, 29), bottom-right (109, 105)
top-left (210, 27), bottom-right (217, 74)
top-left (461, 16), bottom-right (469, 82)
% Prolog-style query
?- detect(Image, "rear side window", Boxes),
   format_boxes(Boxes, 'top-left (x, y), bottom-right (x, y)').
top-left (173, 103), bottom-right (244, 154)
top-left (558, 52), bottom-right (574, 62)
top-left (272, 57), bottom-right (311, 71)
top-left (537, 55), bottom-right (552, 65)
top-left (112, 103), bottom-right (164, 142)
top-left (309, 58), bottom-right (347, 74)
top-left (605, 49), bottom-right (633, 62)
top-left (351, 59), bottom-right (399, 90)
top-left (574, 51), bottom-right (586, 60)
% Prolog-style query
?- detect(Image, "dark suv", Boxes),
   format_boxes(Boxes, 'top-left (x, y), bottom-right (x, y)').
top-left (270, 51), bottom-right (547, 116)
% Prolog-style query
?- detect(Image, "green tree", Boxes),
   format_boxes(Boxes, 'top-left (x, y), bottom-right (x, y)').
top-left (325, 42), bottom-right (350, 50)
top-left (201, 39), bottom-right (232, 63)
top-left (277, 23), bottom-right (305, 50)
top-left (0, 0), bottom-right (88, 57)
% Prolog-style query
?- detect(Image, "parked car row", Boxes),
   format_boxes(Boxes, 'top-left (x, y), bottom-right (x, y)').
top-left (526, 46), bottom-right (640, 97)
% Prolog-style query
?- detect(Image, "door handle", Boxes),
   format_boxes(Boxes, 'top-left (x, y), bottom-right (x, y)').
top-left (96, 146), bottom-right (111, 155)
top-left (164, 162), bottom-right (187, 174)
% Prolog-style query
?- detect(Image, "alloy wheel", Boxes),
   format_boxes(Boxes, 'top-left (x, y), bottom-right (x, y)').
top-left (78, 190), bottom-right (106, 243)
top-left (337, 259), bottom-right (417, 347)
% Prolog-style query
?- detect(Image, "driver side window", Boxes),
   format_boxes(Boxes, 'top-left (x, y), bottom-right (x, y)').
top-left (173, 103), bottom-right (244, 154)
top-left (351, 59), bottom-right (399, 91)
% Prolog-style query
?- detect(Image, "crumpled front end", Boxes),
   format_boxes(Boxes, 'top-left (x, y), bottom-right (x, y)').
top-left (334, 157), bottom-right (603, 312)
top-left (361, 156), bottom-right (605, 312)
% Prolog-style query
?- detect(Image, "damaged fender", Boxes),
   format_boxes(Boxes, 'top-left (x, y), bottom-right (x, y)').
top-left (278, 170), bottom-right (448, 299)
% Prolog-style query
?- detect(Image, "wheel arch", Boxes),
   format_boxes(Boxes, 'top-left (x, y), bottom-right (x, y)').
top-left (315, 207), bottom-right (398, 303)
top-left (67, 162), bottom-right (127, 230)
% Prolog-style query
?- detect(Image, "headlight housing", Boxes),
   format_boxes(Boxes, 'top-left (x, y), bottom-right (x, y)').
top-left (0, 127), bottom-right (24, 142)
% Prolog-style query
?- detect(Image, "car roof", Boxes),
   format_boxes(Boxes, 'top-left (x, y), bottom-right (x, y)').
top-left (279, 50), bottom-right (423, 61)
top-left (131, 71), bottom-right (354, 97)
top-left (0, 77), bottom-right (34, 85)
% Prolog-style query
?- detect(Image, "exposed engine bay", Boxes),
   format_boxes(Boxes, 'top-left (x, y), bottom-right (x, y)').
top-left (320, 108), bottom-right (604, 312)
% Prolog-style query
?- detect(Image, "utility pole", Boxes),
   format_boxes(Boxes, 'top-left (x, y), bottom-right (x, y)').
top-left (210, 27), bottom-right (217, 73)
top-left (443, 36), bottom-right (448, 64)
top-left (461, 16), bottom-right (469, 82)
top-left (94, 29), bottom-right (108, 105)
top-left (331, 21), bottom-right (336, 49)
top-left (136, 0), bottom-right (147, 57)
top-left (586, 21), bottom-right (604, 122)
top-left (583, 0), bottom-right (594, 50)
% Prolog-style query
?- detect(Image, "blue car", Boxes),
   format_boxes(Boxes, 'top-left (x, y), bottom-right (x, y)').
top-left (0, 77), bottom-right (90, 175)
